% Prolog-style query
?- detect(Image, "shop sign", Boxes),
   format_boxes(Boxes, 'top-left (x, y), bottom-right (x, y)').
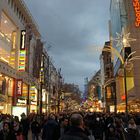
top-left (18, 30), bottom-right (26, 71)
top-left (31, 101), bottom-right (37, 105)
top-left (20, 30), bottom-right (26, 50)
top-left (133, 0), bottom-right (140, 27)
top-left (18, 50), bottom-right (26, 71)
top-left (17, 99), bottom-right (26, 104)
top-left (17, 80), bottom-right (22, 96)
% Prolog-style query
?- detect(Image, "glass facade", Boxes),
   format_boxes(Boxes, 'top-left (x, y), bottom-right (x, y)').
top-left (110, 0), bottom-right (135, 109)
top-left (0, 12), bottom-right (17, 68)
top-left (0, 74), bottom-right (14, 114)
top-left (110, 0), bottom-right (128, 72)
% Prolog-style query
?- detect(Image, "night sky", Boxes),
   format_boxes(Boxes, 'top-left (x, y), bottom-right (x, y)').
top-left (24, 0), bottom-right (110, 91)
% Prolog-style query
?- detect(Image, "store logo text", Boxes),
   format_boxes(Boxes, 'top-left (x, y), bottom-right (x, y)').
top-left (133, 0), bottom-right (140, 27)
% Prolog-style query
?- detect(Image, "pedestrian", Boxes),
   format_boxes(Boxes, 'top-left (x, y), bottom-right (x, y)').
top-left (59, 113), bottom-right (90, 140)
top-left (13, 119), bottom-right (23, 140)
top-left (20, 113), bottom-right (30, 140)
top-left (115, 118), bottom-right (126, 140)
top-left (0, 122), bottom-right (16, 140)
top-left (92, 115), bottom-right (104, 140)
top-left (60, 117), bottom-right (69, 136)
top-left (125, 118), bottom-right (139, 140)
top-left (31, 116), bottom-right (41, 140)
top-left (42, 113), bottom-right (60, 140)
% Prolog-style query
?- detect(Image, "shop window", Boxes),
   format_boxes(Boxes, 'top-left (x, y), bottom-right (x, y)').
top-left (0, 76), bottom-right (6, 95)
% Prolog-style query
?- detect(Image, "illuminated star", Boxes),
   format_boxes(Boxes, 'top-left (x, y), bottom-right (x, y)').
top-left (113, 28), bottom-right (136, 48)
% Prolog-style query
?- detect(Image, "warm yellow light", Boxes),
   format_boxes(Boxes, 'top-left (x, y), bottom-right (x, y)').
top-left (0, 57), bottom-right (9, 63)
top-left (0, 32), bottom-right (4, 37)
top-left (89, 108), bottom-right (94, 112)
top-left (4, 20), bottom-right (8, 24)
top-left (123, 38), bottom-right (127, 46)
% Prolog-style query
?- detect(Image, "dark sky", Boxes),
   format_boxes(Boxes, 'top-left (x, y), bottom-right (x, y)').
top-left (24, 0), bottom-right (110, 91)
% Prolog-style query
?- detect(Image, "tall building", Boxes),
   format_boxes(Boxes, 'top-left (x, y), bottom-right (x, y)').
top-left (0, 0), bottom-right (42, 115)
top-left (100, 41), bottom-right (116, 112)
top-left (110, 0), bottom-right (140, 112)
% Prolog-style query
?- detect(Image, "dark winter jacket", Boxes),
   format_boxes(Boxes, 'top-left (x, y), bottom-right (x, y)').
top-left (42, 119), bottom-right (60, 140)
top-left (0, 130), bottom-right (16, 140)
top-left (59, 126), bottom-right (90, 140)
top-left (31, 121), bottom-right (41, 134)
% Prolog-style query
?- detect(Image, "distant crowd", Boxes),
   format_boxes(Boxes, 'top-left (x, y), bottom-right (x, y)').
top-left (0, 112), bottom-right (140, 140)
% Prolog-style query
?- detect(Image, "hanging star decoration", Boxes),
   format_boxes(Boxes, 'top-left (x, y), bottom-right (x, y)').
top-left (112, 28), bottom-right (136, 48)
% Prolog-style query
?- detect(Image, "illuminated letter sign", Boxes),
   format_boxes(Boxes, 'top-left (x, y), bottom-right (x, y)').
top-left (20, 30), bottom-right (26, 50)
top-left (133, 0), bottom-right (140, 27)
top-left (17, 80), bottom-right (23, 96)
top-left (18, 30), bottom-right (26, 71)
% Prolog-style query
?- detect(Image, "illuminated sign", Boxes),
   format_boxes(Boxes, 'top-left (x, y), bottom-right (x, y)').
top-left (31, 101), bottom-right (37, 105)
top-left (121, 95), bottom-right (126, 100)
top-left (17, 99), bottom-right (27, 104)
top-left (133, 0), bottom-right (140, 27)
top-left (18, 50), bottom-right (26, 71)
top-left (20, 30), bottom-right (26, 50)
top-left (18, 30), bottom-right (26, 71)
top-left (17, 80), bottom-right (23, 96)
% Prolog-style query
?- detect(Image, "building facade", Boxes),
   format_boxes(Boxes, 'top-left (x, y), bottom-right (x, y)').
top-left (110, 0), bottom-right (140, 112)
top-left (100, 41), bottom-right (116, 112)
top-left (0, 0), bottom-right (42, 115)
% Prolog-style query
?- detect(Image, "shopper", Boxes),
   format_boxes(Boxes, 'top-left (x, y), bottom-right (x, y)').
top-left (59, 113), bottom-right (90, 140)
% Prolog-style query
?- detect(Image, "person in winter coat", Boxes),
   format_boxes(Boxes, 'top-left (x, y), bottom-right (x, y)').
top-left (42, 113), bottom-right (60, 140)
top-left (31, 116), bottom-right (41, 140)
top-left (59, 113), bottom-right (90, 140)
top-left (13, 119), bottom-right (23, 140)
top-left (0, 122), bottom-right (16, 140)
top-left (20, 113), bottom-right (30, 140)
top-left (126, 118), bottom-right (139, 140)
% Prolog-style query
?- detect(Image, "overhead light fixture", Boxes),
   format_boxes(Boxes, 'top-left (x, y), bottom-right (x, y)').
top-left (4, 20), bottom-right (8, 24)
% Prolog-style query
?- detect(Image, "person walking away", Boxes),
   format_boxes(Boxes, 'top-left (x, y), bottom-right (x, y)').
top-left (20, 113), bottom-right (30, 140)
top-left (59, 113), bottom-right (90, 140)
top-left (31, 116), bottom-right (41, 140)
top-left (42, 113), bottom-right (60, 140)
top-left (115, 118), bottom-right (126, 140)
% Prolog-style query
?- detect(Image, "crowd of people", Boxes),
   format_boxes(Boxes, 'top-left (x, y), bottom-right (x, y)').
top-left (0, 112), bottom-right (140, 140)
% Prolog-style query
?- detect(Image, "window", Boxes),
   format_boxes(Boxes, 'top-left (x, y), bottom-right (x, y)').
top-left (0, 12), bottom-right (17, 66)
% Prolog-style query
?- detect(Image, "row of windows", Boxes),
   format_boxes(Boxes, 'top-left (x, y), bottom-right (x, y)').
top-left (7, 0), bottom-right (27, 25)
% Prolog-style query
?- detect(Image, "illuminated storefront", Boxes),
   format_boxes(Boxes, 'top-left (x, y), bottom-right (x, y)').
top-left (42, 89), bottom-right (47, 113)
top-left (110, 0), bottom-right (140, 112)
top-left (30, 86), bottom-right (38, 113)
top-left (0, 73), bottom-right (14, 114)
top-left (0, 0), bottom-right (42, 115)
top-left (12, 81), bottom-right (28, 117)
